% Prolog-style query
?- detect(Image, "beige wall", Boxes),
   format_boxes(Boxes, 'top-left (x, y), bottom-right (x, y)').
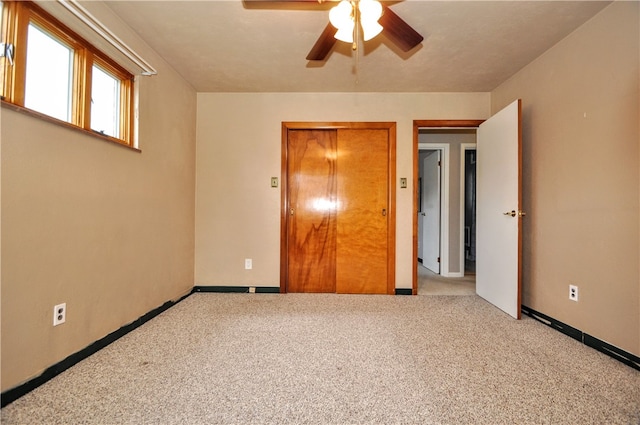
top-left (492, 1), bottom-right (640, 355)
top-left (0, 3), bottom-right (197, 391)
top-left (195, 93), bottom-right (490, 290)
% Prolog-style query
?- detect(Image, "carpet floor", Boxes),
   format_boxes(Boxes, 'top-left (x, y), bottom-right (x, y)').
top-left (2, 293), bottom-right (639, 424)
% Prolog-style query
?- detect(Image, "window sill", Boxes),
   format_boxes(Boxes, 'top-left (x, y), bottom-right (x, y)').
top-left (1, 100), bottom-right (141, 153)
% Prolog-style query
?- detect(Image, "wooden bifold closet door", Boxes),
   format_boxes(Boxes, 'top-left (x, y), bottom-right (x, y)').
top-left (282, 124), bottom-right (395, 294)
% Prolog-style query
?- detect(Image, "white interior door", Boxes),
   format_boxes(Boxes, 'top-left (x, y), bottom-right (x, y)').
top-left (417, 211), bottom-right (424, 260)
top-left (476, 99), bottom-right (522, 319)
top-left (423, 151), bottom-right (441, 274)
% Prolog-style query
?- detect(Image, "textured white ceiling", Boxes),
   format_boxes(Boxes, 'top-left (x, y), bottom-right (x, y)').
top-left (105, 0), bottom-right (610, 92)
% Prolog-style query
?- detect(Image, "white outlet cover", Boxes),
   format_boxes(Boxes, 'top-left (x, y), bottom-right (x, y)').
top-left (569, 285), bottom-right (578, 301)
top-left (53, 303), bottom-right (66, 326)
top-left (245, 259), bottom-right (252, 270)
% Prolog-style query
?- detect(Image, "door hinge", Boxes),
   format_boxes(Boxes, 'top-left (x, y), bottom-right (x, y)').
top-left (437, 257), bottom-right (440, 263)
top-left (438, 160), bottom-right (441, 166)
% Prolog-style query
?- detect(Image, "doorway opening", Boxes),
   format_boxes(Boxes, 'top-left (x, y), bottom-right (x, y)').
top-left (413, 101), bottom-right (522, 316)
top-left (462, 144), bottom-right (477, 276)
top-left (412, 120), bottom-right (483, 295)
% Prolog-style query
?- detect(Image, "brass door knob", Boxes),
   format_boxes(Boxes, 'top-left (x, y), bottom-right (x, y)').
top-left (503, 210), bottom-right (526, 218)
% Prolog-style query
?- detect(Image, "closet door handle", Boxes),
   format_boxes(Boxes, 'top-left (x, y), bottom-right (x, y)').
top-left (382, 208), bottom-right (387, 216)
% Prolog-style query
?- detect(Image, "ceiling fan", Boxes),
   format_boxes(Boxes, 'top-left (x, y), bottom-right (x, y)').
top-left (245, 0), bottom-right (424, 61)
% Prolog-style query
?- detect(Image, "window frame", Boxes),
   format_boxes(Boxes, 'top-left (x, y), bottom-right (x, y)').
top-left (1, 0), bottom-right (135, 147)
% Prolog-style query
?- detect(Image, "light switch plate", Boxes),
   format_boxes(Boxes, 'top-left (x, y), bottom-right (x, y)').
top-left (271, 177), bottom-right (278, 188)
top-left (400, 178), bottom-right (407, 188)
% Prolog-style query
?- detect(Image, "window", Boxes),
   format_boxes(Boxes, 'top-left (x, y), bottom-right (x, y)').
top-left (1, 0), bottom-right (9, 99)
top-left (91, 63), bottom-right (121, 138)
top-left (24, 22), bottom-right (73, 122)
top-left (0, 1), bottom-right (134, 147)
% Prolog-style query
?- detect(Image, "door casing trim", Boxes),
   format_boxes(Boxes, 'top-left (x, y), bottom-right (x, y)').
top-left (412, 120), bottom-right (484, 295)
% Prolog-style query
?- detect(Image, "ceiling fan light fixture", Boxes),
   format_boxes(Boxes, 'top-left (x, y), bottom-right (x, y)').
top-left (329, 0), bottom-right (355, 42)
top-left (334, 26), bottom-right (355, 43)
top-left (359, 0), bottom-right (383, 40)
top-left (361, 22), bottom-right (383, 41)
top-left (361, 19), bottom-right (383, 41)
top-left (330, 0), bottom-right (384, 44)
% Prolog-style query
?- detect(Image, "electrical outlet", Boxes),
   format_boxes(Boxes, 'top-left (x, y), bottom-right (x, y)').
top-left (249, 286), bottom-right (256, 294)
top-left (245, 258), bottom-right (252, 270)
top-left (569, 285), bottom-right (578, 302)
top-left (53, 303), bottom-right (66, 326)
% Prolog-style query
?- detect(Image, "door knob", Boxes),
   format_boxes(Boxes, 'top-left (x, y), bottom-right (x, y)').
top-left (503, 210), bottom-right (526, 218)
top-left (290, 208), bottom-right (294, 216)
top-left (382, 208), bottom-right (387, 216)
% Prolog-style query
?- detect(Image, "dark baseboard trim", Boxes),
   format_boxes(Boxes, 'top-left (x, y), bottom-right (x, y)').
top-left (255, 287), bottom-right (281, 294)
top-left (1, 291), bottom-right (192, 408)
top-left (193, 286), bottom-right (248, 293)
top-left (193, 286), bottom-right (280, 294)
top-left (195, 286), bottom-right (411, 295)
top-left (583, 334), bottom-right (640, 371)
top-left (522, 305), bottom-right (639, 371)
top-left (521, 305), bottom-right (582, 342)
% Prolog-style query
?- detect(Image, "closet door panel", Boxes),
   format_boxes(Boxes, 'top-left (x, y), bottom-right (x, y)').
top-left (286, 130), bottom-right (338, 293)
top-left (336, 129), bottom-right (389, 294)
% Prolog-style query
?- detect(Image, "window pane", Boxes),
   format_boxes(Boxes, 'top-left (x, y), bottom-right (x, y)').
top-left (91, 64), bottom-right (120, 138)
top-left (0, 1), bottom-right (4, 100)
top-left (0, 2), bottom-right (4, 45)
top-left (24, 23), bottom-right (73, 122)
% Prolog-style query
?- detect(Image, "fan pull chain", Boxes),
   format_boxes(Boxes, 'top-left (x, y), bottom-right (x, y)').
top-left (354, 46), bottom-right (360, 85)
top-left (354, 30), bottom-right (360, 86)
top-left (352, 0), bottom-right (359, 85)
top-left (352, 0), bottom-right (358, 52)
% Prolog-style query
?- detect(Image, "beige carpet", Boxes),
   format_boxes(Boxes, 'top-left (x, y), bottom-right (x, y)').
top-left (2, 293), bottom-right (639, 424)
top-left (418, 264), bottom-right (476, 295)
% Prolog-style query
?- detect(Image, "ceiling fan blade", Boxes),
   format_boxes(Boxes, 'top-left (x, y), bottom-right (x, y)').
top-left (243, 0), bottom-right (334, 11)
top-left (306, 22), bottom-right (338, 60)
top-left (380, 4), bottom-right (423, 52)
top-left (243, 0), bottom-right (333, 4)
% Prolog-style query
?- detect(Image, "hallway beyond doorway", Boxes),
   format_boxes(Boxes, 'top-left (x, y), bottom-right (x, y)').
top-left (418, 264), bottom-right (475, 295)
